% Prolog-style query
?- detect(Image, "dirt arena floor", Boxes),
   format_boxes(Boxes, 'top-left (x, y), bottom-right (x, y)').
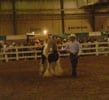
top-left (0, 55), bottom-right (109, 100)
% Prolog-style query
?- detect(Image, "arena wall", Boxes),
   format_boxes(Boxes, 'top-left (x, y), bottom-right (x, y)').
top-left (0, 0), bottom-right (109, 35)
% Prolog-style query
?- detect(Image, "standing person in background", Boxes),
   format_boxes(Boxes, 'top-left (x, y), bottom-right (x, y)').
top-left (65, 34), bottom-right (81, 78)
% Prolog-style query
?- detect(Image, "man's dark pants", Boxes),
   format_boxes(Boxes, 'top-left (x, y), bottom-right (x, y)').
top-left (70, 53), bottom-right (78, 77)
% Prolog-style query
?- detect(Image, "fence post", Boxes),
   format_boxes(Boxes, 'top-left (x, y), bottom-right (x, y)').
top-left (5, 54), bottom-right (8, 62)
top-left (34, 48), bottom-right (37, 59)
top-left (95, 42), bottom-right (99, 56)
top-left (0, 52), bottom-right (3, 62)
top-left (16, 47), bottom-right (19, 61)
top-left (108, 41), bottom-right (109, 54)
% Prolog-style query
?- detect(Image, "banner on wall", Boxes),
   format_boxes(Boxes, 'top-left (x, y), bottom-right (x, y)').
top-left (101, 32), bottom-right (109, 37)
top-left (53, 33), bottom-right (70, 39)
top-left (75, 32), bottom-right (89, 39)
top-left (89, 32), bottom-right (101, 36)
top-left (0, 36), bottom-right (6, 41)
top-left (7, 35), bottom-right (26, 40)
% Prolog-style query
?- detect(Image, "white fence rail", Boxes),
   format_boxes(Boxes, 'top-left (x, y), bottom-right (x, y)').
top-left (0, 42), bottom-right (109, 62)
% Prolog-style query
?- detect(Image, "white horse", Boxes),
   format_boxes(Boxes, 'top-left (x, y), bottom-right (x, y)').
top-left (39, 38), bottom-right (63, 77)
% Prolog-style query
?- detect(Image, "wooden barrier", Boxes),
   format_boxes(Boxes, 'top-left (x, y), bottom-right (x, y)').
top-left (0, 42), bottom-right (109, 62)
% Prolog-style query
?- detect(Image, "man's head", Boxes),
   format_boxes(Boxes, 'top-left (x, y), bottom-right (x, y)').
top-left (69, 34), bottom-right (76, 42)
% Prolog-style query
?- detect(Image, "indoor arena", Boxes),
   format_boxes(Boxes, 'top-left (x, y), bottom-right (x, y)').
top-left (0, 0), bottom-right (109, 100)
